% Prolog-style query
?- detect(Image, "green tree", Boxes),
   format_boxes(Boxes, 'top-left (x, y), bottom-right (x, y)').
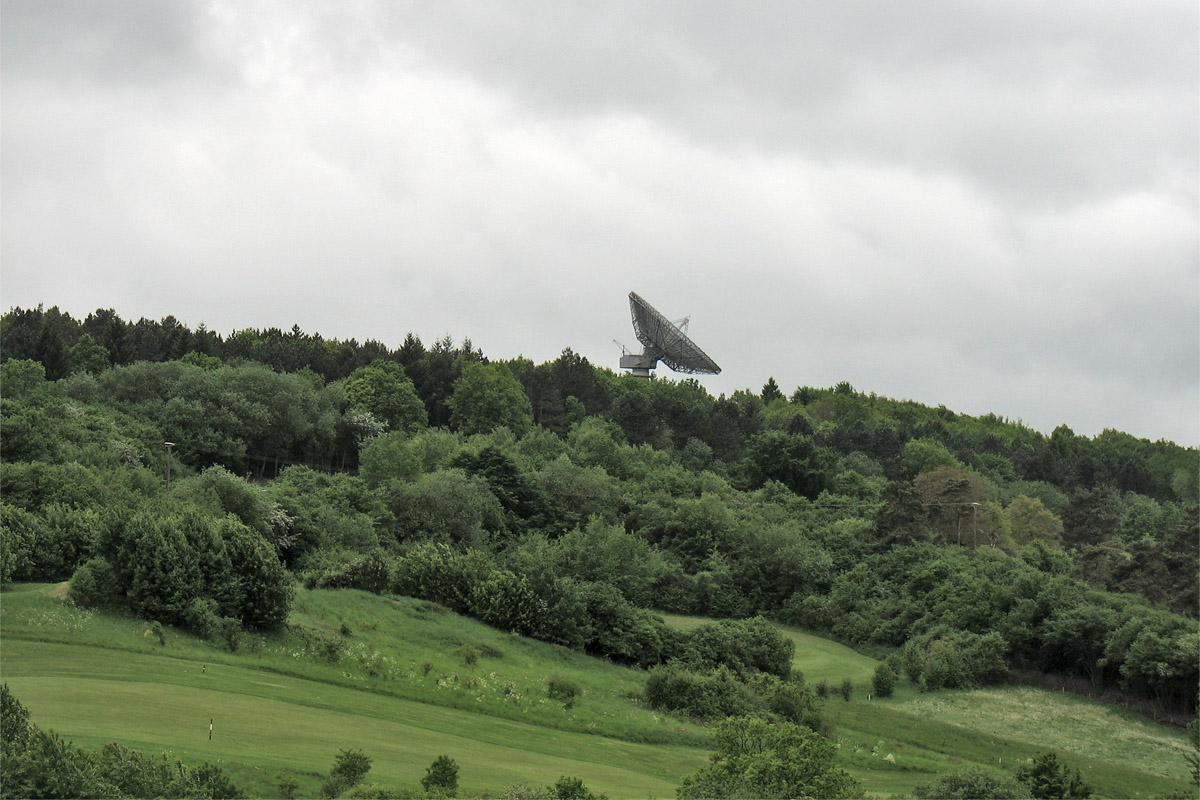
top-left (221, 519), bottom-right (293, 631)
top-left (385, 469), bottom-right (502, 548)
top-left (871, 662), bottom-right (896, 697)
top-left (122, 512), bottom-right (204, 626)
top-left (902, 437), bottom-right (965, 477)
top-left (0, 504), bottom-right (39, 585)
top-left (744, 431), bottom-right (835, 499)
top-left (1008, 495), bottom-right (1064, 547)
top-left (343, 361), bottom-right (427, 433)
top-left (913, 467), bottom-right (990, 546)
top-left (330, 748), bottom-right (372, 785)
top-left (1014, 752), bottom-right (1092, 799)
top-left (448, 362), bottom-right (533, 436)
top-left (67, 333), bottom-right (109, 376)
top-left (358, 430), bottom-right (421, 488)
top-left (551, 775), bottom-right (604, 799)
top-left (913, 766), bottom-right (1031, 799)
top-left (761, 377), bottom-right (784, 405)
top-left (421, 754), bottom-right (459, 797)
top-left (677, 715), bottom-right (860, 799)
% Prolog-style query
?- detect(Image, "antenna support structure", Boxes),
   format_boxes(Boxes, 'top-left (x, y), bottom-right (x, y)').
top-left (619, 292), bottom-right (721, 379)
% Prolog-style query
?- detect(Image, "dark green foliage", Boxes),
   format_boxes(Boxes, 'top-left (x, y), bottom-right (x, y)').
top-left (454, 645), bottom-right (479, 666)
top-left (344, 360), bottom-right (427, 434)
top-left (270, 467), bottom-right (387, 564)
top-left (644, 664), bottom-right (757, 721)
top-left (745, 430), bottom-right (836, 499)
top-left (765, 680), bottom-right (824, 731)
top-left (902, 627), bottom-right (1009, 691)
top-left (448, 362), bottom-right (533, 436)
top-left (5, 303), bottom-right (1199, 724)
top-left (279, 777), bottom-right (300, 799)
top-left (70, 504), bottom-right (292, 635)
top-left (871, 661), bottom-right (897, 697)
top-left (392, 543), bottom-right (495, 615)
top-left (913, 766), bottom-right (1032, 799)
top-left (838, 677), bottom-right (853, 701)
top-left (317, 549), bottom-right (393, 594)
top-left (331, 749), bottom-right (373, 785)
top-left (571, 581), bottom-right (677, 667)
top-left (550, 776), bottom-right (605, 800)
top-left (645, 661), bottom-right (822, 727)
top-left (67, 557), bottom-right (122, 608)
top-left (421, 754), bottom-right (459, 796)
top-left (211, 519), bottom-right (294, 631)
top-left (452, 445), bottom-right (547, 532)
top-left (1, 504), bottom-right (39, 584)
top-left (385, 469), bottom-right (502, 548)
top-left (677, 715), bottom-right (861, 799)
top-left (1015, 752), bottom-right (1092, 799)
top-left (678, 617), bottom-right (795, 679)
top-left (469, 569), bottom-right (543, 636)
top-left (546, 676), bottom-right (581, 709)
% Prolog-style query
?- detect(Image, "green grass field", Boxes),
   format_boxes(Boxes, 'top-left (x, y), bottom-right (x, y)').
top-left (2, 585), bottom-right (1194, 798)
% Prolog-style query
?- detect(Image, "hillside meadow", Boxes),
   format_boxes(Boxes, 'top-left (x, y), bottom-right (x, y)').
top-left (2, 583), bottom-right (1193, 798)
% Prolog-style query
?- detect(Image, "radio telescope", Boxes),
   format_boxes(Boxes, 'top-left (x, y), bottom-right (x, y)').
top-left (618, 292), bottom-right (721, 378)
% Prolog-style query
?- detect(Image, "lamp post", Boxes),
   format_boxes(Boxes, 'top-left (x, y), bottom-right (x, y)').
top-left (970, 502), bottom-right (980, 548)
top-left (164, 442), bottom-right (175, 492)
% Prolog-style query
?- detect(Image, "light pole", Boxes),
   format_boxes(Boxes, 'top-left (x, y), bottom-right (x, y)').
top-left (164, 442), bottom-right (175, 492)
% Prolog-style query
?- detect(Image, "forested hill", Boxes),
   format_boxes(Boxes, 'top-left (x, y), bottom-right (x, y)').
top-left (2, 304), bottom-right (1197, 718)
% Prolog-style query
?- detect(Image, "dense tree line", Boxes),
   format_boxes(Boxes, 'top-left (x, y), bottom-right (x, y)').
top-left (1, 305), bottom-right (1197, 719)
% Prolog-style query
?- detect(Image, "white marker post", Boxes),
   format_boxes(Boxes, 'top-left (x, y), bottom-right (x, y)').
top-left (209, 718), bottom-right (213, 740)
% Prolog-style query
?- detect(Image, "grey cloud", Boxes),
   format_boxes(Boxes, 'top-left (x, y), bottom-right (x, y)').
top-left (0, 0), bottom-right (1195, 444)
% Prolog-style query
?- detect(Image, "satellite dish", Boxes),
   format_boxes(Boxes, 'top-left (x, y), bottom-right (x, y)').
top-left (619, 292), bottom-right (721, 378)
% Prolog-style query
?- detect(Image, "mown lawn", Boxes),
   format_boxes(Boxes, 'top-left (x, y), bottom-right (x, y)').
top-left (4, 639), bottom-right (707, 798)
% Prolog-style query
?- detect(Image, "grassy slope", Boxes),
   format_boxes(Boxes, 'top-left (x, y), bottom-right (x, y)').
top-left (1, 584), bottom-right (708, 798)
top-left (3, 588), bottom-right (1194, 798)
top-left (662, 614), bottom-right (1195, 799)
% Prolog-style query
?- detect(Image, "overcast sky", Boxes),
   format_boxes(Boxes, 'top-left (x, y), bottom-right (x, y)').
top-left (3, 1), bottom-right (1197, 445)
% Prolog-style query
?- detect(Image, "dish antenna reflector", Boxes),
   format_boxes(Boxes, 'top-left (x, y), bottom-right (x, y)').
top-left (619, 292), bottom-right (721, 378)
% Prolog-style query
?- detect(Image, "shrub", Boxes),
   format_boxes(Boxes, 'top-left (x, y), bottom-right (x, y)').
top-left (551, 776), bottom-right (605, 799)
top-left (839, 677), bottom-right (853, 701)
top-left (68, 557), bottom-right (121, 609)
top-left (320, 550), bottom-right (393, 594)
top-left (546, 676), bottom-right (581, 709)
top-left (678, 715), bottom-right (860, 799)
top-left (644, 664), bottom-right (756, 721)
top-left (679, 616), bottom-right (794, 679)
top-left (184, 597), bottom-right (221, 638)
top-left (454, 645), bottom-right (479, 667)
top-left (1015, 752), bottom-right (1092, 799)
top-left (421, 755), bottom-right (459, 796)
top-left (769, 680), bottom-right (825, 731)
top-left (904, 628), bottom-right (1009, 691)
top-left (214, 617), bottom-right (242, 653)
top-left (331, 749), bottom-right (373, 785)
top-left (913, 766), bottom-right (1031, 799)
top-left (871, 662), bottom-right (897, 698)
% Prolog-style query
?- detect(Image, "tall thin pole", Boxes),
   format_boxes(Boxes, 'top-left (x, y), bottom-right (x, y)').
top-left (971, 502), bottom-right (978, 548)
top-left (164, 442), bottom-right (175, 492)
